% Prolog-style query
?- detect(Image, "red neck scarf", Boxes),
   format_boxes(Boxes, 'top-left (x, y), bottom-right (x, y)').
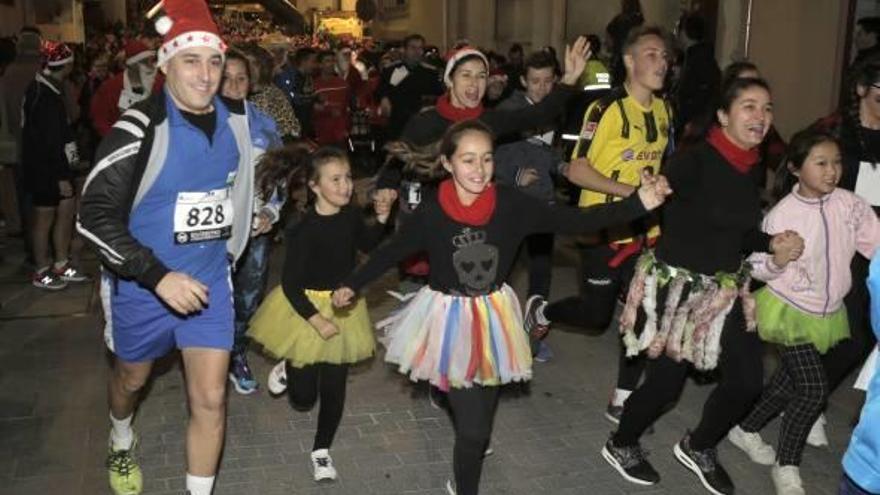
top-left (706, 126), bottom-right (760, 174)
top-left (436, 93), bottom-right (484, 122)
top-left (438, 179), bottom-right (496, 226)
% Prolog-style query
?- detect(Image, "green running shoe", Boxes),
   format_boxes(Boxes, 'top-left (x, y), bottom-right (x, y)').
top-left (107, 436), bottom-right (143, 495)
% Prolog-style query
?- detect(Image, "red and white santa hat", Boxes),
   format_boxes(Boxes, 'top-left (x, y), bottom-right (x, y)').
top-left (488, 68), bottom-right (508, 86)
top-left (148, 0), bottom-right (227, 67)
top-left (124, 39), bottom-right (154, 66)
top-left (41, 39), bottom-right (74, 70)
top-left (443, 46), bottom-right (488, 86)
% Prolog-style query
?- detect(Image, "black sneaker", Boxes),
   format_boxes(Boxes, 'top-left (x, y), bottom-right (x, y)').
top-left (601, 437), bottom-right (660, 485)
top-left (673, 434), bottom-right (734, 495)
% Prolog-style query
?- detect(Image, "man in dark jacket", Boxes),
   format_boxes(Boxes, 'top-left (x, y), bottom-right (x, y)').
top-left (376, 33), bottom-right (444, 139)
top-left (21, 40), bottom-right (87, 290)
top-left (673, 13), bottom-right (720, 137)
top-left (494, 51), bottom-right (565, 362)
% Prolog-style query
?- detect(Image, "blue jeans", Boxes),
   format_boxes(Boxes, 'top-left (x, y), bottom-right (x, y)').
top-left (232, 235), bottom-right (271, 358)
top-left (840, 474), bottom-right (873, 495)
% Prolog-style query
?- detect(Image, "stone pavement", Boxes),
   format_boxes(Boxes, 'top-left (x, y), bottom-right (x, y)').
top-left (0, 233), bottom-right (859, 495)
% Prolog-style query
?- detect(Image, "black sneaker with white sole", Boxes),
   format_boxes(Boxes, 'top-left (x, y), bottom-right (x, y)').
top-left (673, 433), bottom-right (734, 495)
top-left (601, 437), bottom-right (660, 485)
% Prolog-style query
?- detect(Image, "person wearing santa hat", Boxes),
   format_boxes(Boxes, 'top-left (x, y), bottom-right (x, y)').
top-left (78, 1), bottom-right (255, 494)
top-left (21, 39), bottom-right (90, 290)
top-left (89, 39), bottom-right (164, 137)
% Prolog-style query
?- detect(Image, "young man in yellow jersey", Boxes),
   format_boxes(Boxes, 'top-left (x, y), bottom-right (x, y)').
top-left (524, 25), bottom-right (673, 424)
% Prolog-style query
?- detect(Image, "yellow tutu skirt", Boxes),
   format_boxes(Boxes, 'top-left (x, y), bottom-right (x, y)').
top-left (247, 286), bottom-right (375, 367)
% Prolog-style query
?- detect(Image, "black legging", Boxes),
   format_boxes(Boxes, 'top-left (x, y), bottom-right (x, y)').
top-left (544, 245), bottom-right (646, 391)
top-left (447, 385), bottom-right (500, 495)
top-left (285, 362), bottom-right (349, 451)
top-left (823, 255), bottom-right (875, 392)
top-left (613, 298), bottom-right (764, 450)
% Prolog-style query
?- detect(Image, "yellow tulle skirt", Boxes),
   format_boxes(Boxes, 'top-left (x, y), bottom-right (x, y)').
top-left (248, 286), bottom-right (375, 367)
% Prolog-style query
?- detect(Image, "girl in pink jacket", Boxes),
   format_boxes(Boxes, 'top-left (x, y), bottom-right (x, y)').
top-left (727, 129), bottom-right (880, 495)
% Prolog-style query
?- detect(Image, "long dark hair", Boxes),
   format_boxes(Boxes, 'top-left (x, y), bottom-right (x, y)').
top-left (255, 142), bottom-right (350, 209)
top-left (773, 128), bottom-right (839, 201)
top-left (843, 59), bottom-right (880, 158)
top-left (384, 120), bottom-right (495, 181)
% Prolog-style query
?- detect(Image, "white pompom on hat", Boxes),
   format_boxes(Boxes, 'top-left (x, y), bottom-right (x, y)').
top-left (147, 0), bottom-right (227, 67)
top-left (443, 47), bottom-right (488, 86)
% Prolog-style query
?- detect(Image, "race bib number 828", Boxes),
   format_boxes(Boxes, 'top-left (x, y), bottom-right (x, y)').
top-left (173, 188), bottom-right (234, 244)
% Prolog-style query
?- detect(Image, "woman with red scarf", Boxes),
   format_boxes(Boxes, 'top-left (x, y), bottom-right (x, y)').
top-left (600, 77), bottom-right (804, 495)
top-left (377, 37), bottom-right (590, 296)
top-left (333, 120), bottom-right (672, 495)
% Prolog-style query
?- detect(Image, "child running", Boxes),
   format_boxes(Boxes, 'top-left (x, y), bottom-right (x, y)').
top-left (246, 146), bottom-right (397, 482)
top-left (728, 129), bottom-right (880, 495)
top-left (332, 120), bottom-right (672, 495)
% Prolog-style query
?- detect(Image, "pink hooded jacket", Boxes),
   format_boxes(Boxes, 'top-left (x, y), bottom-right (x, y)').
top-left (749, 186), bottom-right (880, 316)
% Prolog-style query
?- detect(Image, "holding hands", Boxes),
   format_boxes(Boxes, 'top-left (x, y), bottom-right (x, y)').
top-left (770, 230), bottom-right (805, 268)
top-left (332, 286), bottom-right (355, 308)
top-left (636, 169), bottom-right (673, 211)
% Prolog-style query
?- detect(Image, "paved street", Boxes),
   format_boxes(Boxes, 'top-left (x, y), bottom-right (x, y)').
top-left (0, 232), bottom-right (857, 495)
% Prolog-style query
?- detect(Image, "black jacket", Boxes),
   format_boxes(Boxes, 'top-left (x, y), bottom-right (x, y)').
top-left (77, 92), bottom-right (254, 290)
top-left (376, 60), bottom-right (444, 139)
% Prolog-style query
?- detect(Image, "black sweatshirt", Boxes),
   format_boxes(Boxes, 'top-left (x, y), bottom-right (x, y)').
top-left (656, 142), bottom-right (771, 275)
top-left (400, 84), bottom-right (578, 147)
top-left (376, 84), bottom-right (578, 190)
top-left (346, 185), bottom-right (646, 296)
top-left (281, 206), bottom-right (385, 319)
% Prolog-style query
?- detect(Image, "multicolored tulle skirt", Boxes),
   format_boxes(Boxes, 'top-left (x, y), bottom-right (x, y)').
top-left (248, 286), bottom-right (375, 367)
top-left (381, 284), bottom-right (532, 391)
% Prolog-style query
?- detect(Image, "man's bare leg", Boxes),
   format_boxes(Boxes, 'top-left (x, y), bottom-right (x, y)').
top-left (182, 347), bottom-right (229, 495)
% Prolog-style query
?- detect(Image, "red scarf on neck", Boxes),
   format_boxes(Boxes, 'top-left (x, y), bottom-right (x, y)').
top-left (706, 126), bottom-right (760, 174)
top-left (438, 179), bottom-right (496, 226)
top-left (436, 93), bottom-right (484, 122)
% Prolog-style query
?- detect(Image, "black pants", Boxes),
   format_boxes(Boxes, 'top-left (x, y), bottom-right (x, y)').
top-left (447, 385), bottom-right (500, 495)
top-left (823, 256), bottom-right (875, 392)
top-left (544, 244), bottom-right (645, 391)
top-left (741, 344), bottom-right (828, 466)
top-left (285, 362), bottom-right (349, 451)
top-left (614, 298), bottom-right (764, 450)
top-left (525, 232), bottom-right (555, 299)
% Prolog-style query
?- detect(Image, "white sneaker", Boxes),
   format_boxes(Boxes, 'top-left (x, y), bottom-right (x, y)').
top-left (727, 425), bottom-right (776, 465)
top-left (771, 464), bottom-right (805, 495)
top-left (267, 360), bottom-right (287, 395)
top-left (310, 449), bottom-right (337, 482)
top-left (806, 414), bottom-right (828, 447)
top-left (445, 479), bottom-right (456, 495)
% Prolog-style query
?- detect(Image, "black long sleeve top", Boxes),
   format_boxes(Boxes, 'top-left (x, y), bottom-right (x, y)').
top-left (655, 142), bottom-right (771, 275)
top-left (281, 205), bottom-right (385, 319)
top-left (375, 84), bottom-right (578, 190)
top-left (346, 185), bottom-right (647, 296)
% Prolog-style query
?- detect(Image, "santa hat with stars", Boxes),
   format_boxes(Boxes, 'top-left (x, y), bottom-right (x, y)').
top-left (147, 0), bottom-right (227, 67)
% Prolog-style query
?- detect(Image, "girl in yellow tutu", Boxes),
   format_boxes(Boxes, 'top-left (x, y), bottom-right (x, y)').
top-left (247, 146), bottom-right (396, 482)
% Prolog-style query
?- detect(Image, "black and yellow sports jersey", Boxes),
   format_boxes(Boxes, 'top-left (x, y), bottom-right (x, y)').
top-left (572, 87), bottom-right (672, 209)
